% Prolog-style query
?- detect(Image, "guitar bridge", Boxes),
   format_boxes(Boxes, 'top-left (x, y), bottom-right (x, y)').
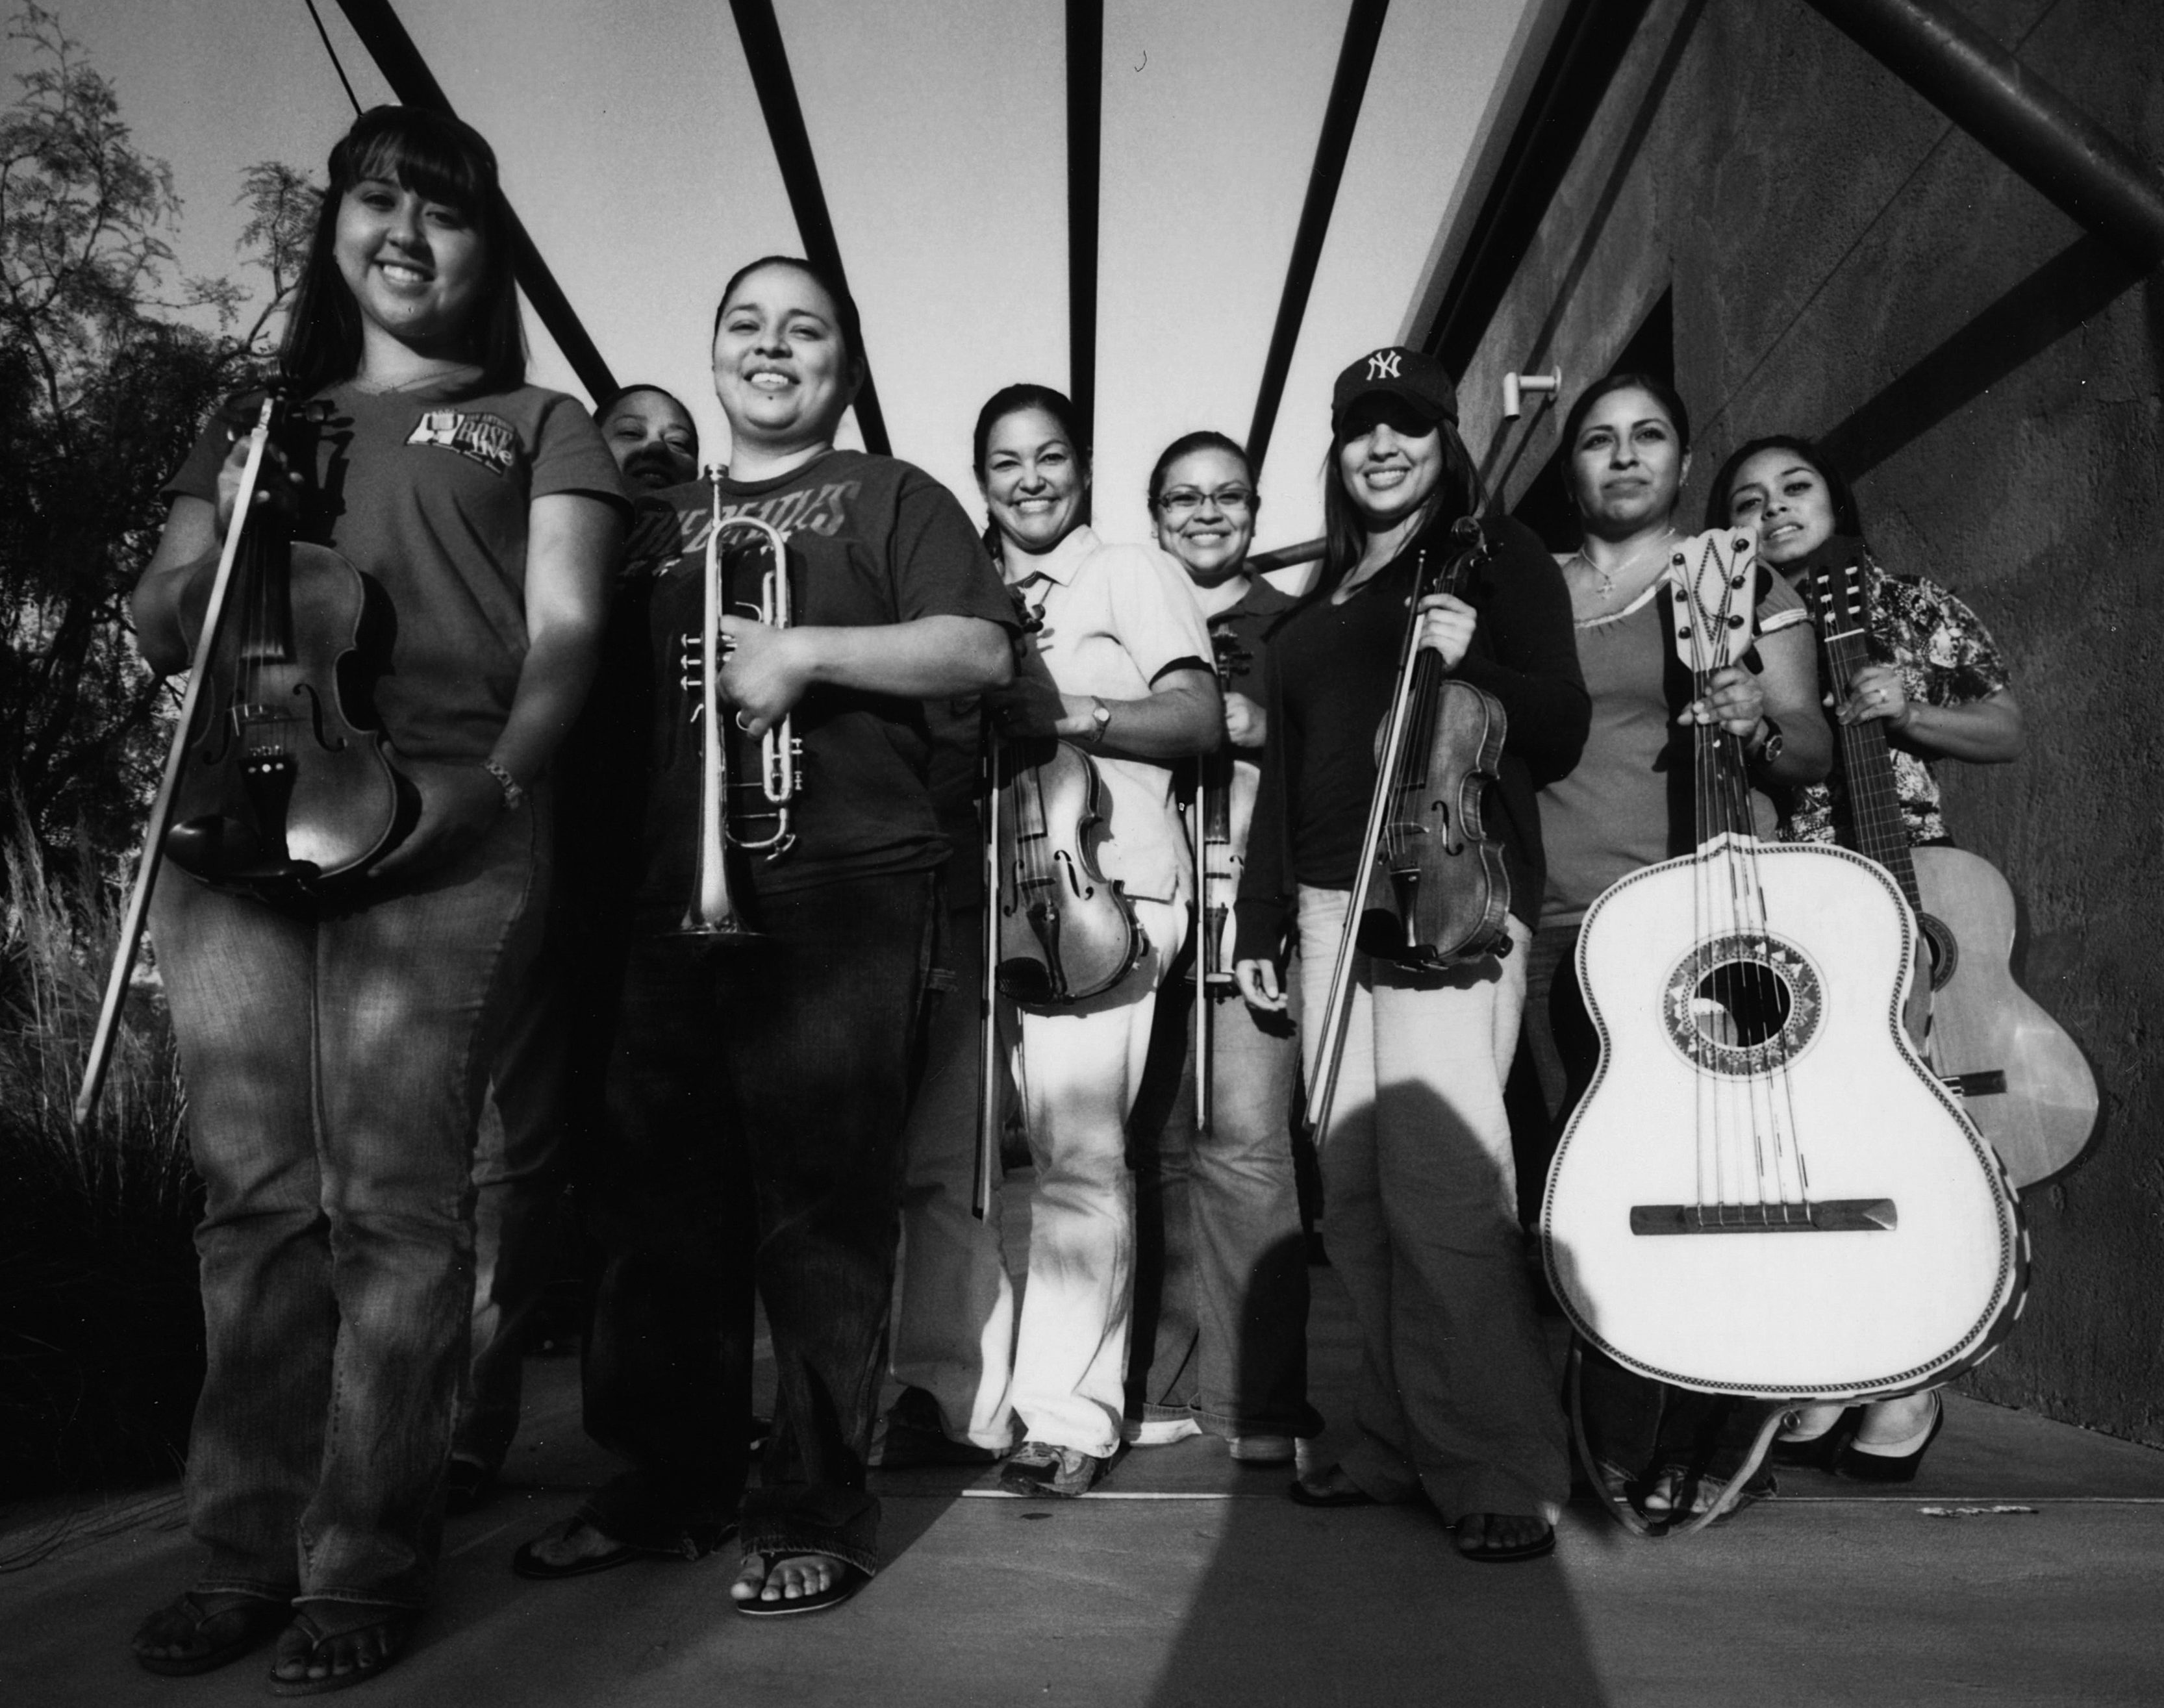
top-left (1629, 1198), bottom-right (1897, 1235)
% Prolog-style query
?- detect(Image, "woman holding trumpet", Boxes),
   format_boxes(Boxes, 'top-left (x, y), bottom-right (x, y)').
top-left (516, 256), bottom-right (1015, 1615)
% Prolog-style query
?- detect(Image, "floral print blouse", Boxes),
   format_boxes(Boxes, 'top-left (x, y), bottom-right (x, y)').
top-left (1783, 555), bottom-right (2010, 848)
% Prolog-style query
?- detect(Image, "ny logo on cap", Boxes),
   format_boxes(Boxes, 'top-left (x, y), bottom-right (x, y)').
top-left (1366, 350), bottom-right (1402, 381)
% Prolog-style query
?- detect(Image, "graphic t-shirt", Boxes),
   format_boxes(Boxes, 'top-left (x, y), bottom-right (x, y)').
top-left (164, 379), bottom-right (627, 761)
top-left (622, 449), bottom-right (1016, 905)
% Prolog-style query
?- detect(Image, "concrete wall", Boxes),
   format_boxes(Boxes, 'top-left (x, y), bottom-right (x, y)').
top-left (1462, 0), bottom-right (2163, 1440)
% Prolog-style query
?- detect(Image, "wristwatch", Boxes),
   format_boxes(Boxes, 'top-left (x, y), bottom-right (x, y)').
top-left (1746, 716), bottom-right (1784, 769)
top-left (1083, 697), bottom-right (1112, 747)
top-left (482, 758), bottom-right (526, 812)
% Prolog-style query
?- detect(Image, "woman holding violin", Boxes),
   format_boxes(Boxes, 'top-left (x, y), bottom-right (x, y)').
top-left (1121, 431), bottom-right (1321, 1463)
top-left (514, 257), bottom-right (1016, 1613)
top-left (126, 107), bottom-right (627, 1689)
top-left (957, 383), bottom-right (1221, 1498)
top-left (1525, 374), bottom-right (1831, 1524)
top-left (1234, 348), bottom-right (1588, 1563)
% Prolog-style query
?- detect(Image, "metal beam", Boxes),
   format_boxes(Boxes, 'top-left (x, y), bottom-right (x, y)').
top-left (1805, 0), bottom-right (2164, 269)
top-left (728, 0), bottom-right (890, 455)
top-left (1066, 0), bottom-right (1103, 450)
top-left (1419, 0), bottom-right (1655, 379)
top-left (332, 0), bottom-right (618, 401)
top-left (1245, 0), bottom-right (1389, 477)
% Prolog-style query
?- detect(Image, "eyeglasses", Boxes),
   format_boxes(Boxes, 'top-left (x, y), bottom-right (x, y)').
top-left (1156, 486), bottom-right (1255, 518)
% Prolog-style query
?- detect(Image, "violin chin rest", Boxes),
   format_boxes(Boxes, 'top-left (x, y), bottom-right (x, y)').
top-left (165, 814), bottom-right (261, 875)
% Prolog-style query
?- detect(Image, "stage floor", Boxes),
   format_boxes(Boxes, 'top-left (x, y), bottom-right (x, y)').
top-left (6, 1182), bottom-right (2161, 1707)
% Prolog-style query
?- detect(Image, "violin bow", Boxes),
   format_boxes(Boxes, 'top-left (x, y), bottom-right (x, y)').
top-left (75, 395), bottom-right (280, 1129)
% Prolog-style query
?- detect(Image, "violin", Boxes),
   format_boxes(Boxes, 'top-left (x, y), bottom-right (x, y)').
top-left (1355, 518), bottom-right (1513, 964)
top-left (988, 594), bottom-right (1145, 1005)
top-left (163, 386), bottom-right (407, 899)
top-left (1195, 627), bottom-right (1251, 991)
top-left (1304, 516), bottom-right (1512, 1133)
top-left (75, 388), bottom-right (405, 1126)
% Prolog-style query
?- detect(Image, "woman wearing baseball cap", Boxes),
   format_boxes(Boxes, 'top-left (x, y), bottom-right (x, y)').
top-left (1233, 347), bottom-right (1589, 1561)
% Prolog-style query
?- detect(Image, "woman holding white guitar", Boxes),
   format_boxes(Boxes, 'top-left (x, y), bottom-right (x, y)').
top-left (1524, 374), bottom-right (1831, 1523)
top-left (1708, 433), bottom-right (2024, 1481)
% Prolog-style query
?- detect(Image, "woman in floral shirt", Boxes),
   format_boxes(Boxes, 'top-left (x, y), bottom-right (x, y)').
top-left (1709, 436), bottom-right (2022, 849)
top-left (1707, 433), bottom-right (2024, 1483)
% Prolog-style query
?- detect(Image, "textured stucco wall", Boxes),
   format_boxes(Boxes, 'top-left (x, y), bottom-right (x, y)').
top-left (1464, 0), bottom-right (2163, 1440)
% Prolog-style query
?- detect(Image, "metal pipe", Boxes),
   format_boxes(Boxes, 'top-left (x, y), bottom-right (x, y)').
top-left (728, 0), bottom-right (890, 455)
top-left (1806, 0), bottom-right (2164, 268)
top-left (1067, 0), bottom-right (1103, 450)
top-left (1246, 0), bottom-right (1391, 476)
top-left (332, 0), bottom-right (619, 401)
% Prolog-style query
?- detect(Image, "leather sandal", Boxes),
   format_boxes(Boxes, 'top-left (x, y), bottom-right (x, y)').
top-left (131, 1589), bottom-right (292, 1676)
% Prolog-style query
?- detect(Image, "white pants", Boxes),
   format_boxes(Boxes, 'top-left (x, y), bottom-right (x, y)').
top-left (892, 896), bottom-right (1183, 1459)
top-left (1298, 887), bottom-right (1567, 1521)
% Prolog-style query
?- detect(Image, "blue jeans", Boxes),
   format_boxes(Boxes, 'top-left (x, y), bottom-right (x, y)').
top-left (455, 949), bottom-right (571, 1474)
top-left (1126, 950), bottom-right (1320, 1441)
top-left (579, 872), bottom-right (935, 1576)
top-left (151, 797), bottom-right (549, 1609)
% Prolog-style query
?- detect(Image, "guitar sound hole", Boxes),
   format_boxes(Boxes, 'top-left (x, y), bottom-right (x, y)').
top-left (1690, 961), bottom-right (1792, 1049)
top-left (1663, 932), bottom-right (1824, 1077)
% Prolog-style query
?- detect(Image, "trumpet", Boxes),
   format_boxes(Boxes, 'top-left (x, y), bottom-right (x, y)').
top-left (674, 474), bottom-right (800, 939)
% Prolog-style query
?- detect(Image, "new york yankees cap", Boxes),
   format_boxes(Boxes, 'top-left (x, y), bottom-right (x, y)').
top-left (1331, 346), bottom-right (1459, 433)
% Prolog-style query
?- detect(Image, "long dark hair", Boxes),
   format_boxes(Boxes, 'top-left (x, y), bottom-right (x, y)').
top-left (1147, 430), bottom-right (1252, 510)
top-left (712, 255), bottom-right (867, 379)
top-left (1702, 433), bottom-right (1864, 536)
top-left (1317, 420), bottom-right (1481, 596)
top-left (281, 106), bottom-right (524, 395)
top-left (973, 383), bottom-right (1093, 547)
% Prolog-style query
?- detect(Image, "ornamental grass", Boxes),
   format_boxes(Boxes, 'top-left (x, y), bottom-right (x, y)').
top-left (0, 823), bottom-right (203, 1503)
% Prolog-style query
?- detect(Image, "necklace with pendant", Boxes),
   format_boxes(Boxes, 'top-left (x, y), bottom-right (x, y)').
top-left (1572, 527), bottom-right (1680, 601)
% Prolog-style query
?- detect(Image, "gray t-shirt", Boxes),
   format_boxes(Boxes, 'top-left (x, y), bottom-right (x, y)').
top-left (1539, 571), bottom-right (1809, 922)
top-left (166, 379), bottom-right (627, 762)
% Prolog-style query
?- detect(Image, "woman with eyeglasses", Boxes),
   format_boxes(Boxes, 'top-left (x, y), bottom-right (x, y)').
top-left (1234, 349), bottom-right (1589, 1561)
top-left (1118, 432), bottom-right (1324, 1466)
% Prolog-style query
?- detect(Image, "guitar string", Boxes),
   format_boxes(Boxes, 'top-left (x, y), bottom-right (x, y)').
top-left (1724, 547), bottom-right (1806, 1222)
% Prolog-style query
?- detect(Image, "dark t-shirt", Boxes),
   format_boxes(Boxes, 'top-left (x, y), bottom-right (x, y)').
top-left (1234, 514), bottom-right (1590, 964)
top-left (622, 449), bottom-right (1015, 908)
top-left (165, 379), bottom-right (627, 762)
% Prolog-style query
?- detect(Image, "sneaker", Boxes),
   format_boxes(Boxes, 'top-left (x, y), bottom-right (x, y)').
top-left (1122, 1413), bottom-right (1203, 1448)
top-left (874, 1387), bottom-right (1003, 1470)
top-left (1000, 1440), bottom-right (1110, 1498)
top-left (1227, 1434), bottom-right (1296, 1466)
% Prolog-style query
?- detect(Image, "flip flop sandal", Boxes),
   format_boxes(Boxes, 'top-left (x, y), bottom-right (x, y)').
top-left (731, 1552), bottom-right (872, 1618)
top-left (1455, 1520), bottom-right (1557, 1564)
top-left (131, 1590), bottom-right (292, 1676)
top-left (266, 1606), bottom-right (418, 1697)
top-left (510, 1514), bottom-right (723, 1578)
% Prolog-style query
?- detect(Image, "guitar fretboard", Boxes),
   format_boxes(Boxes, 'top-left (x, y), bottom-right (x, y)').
top-left (1817, 619), bottom-right (1924, 918)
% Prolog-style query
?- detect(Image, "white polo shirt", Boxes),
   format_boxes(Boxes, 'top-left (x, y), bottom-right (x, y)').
top-left (1005, 525), bottom-right (1214, 903)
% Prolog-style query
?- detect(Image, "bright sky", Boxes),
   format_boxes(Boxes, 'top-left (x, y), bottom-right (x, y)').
top-left (12, 0), bottom-right (1536, 549)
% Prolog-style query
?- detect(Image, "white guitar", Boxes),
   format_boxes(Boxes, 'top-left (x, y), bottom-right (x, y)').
top-left (1540, 530), bottom-right (2026, 1401)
